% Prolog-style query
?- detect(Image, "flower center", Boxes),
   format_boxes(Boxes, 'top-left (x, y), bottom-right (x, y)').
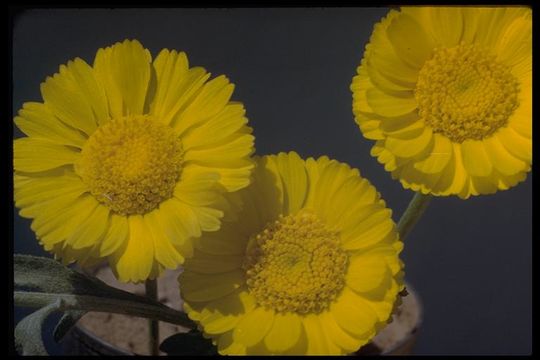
top-left (415, 43), bottom-right (519, 143)
top-left (243, 212), bottom-right (348, 314)
top-left (76, 115), bottom-right (183, 216)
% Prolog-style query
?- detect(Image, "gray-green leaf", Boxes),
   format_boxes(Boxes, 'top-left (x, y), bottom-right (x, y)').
top-left (15, 299), bottom-right (62, 355)
top-left (14, 254), bottom-right (195, 329)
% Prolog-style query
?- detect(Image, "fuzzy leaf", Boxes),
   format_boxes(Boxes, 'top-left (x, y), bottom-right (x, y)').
top-left (14, 254), bottom-right (195, 328)
top-left (15, 299), bottom-right (62, 355)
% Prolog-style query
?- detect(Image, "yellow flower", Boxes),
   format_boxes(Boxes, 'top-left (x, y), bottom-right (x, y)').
top-left (13, 39), bottom-right (255, 282)
top-left (179, 152), bottom-right (403, 355)
top-left (351, 7), bottom-right (532, 199)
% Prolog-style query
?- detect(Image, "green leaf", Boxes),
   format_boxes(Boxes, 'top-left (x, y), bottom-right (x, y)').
top-left (15, 254), bottom-right (149, 302)
top-left (53, 310), bottom-right (86, 343)
top-left (14, 299), bottom-right (62, 355)
top-left (159, 330), bottom-right (218, 356)
top-left (14, 254), bottom-right (195, 329)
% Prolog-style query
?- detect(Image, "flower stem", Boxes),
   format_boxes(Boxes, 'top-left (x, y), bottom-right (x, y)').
top-left (397, 192), bottom-right (432, 241)
top-left (145, 279), bottom-right (160, 356)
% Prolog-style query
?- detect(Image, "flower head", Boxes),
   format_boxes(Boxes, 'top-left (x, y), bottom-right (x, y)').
top-left (351, 7), bottom-right (532, 198)
top-left (14, 39), bottom-right (255, 282)
top-left (179, 152), bottom-right (403, 355)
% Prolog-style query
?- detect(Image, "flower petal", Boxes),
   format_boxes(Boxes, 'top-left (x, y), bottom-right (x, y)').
top-left (385, 126), bottom-right (433, 158)
top-left (330, 288), bottom-right (378, 337)
top-left (233, 307), bottom-right (274, 347)
top-left (99, 214), bottom-right (129, 257)
top-left (496, 127), bottom-right (532, 163)
top-left (110, 215), bottom-right (155, 282)
top-left (14, 102), bottom-right (87, 148)
top-left (461, 140), bottom-right (493, 177)
top-left (263, 312), bottom-right (302, 353)
top-left (413, 134), bottom-right (453, 174)
top-left (483, 135), bottom-right (528, 176)
top-left (93, 39), bottom-right (152, 118)
top-left (386, 12), bottom-right (435, 69)
top-left (14, 138), bottom-right (79, 172)
top-left (366, 88), bottom-right (417, 117)
top-left (180, 269), bottom-right (245, 302)
top-left (67, 202), bottom-right (110, 250)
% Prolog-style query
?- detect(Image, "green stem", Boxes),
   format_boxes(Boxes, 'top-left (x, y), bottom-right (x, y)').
top-left (397, 192), bottom-right (432, 241)
top-left (14, 291), bottom-right (196, 329)
top-left (145, 279), bottom-right (160, 356)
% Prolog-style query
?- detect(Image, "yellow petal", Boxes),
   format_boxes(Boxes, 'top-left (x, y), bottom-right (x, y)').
top-left (366, 88), bottom-right (417, 117)
top-left (18, 184), bottom-right (84, 222)
top-left (365, 10), bottom-right (419, 85)
top-left (63, 58), bottom-right (110, 125)
top-left (185, 248), bottom-right (242, 274)
top-left (341, 211), bottom-right (395, 251)
top-left (199, 289), bottom-right (256, 335)
top-left (68, 202), bottom-right (110, 250)
top-left (274, 152), bottom-right (308, 214)
top-left (180, 269), bottom-right (245, 302)
top-left (99, 214), bottom-right (129, 257)
top-left (171, 75), bottom-right (234, 136)
top-left (483, 136), bottom-right (527, 176)
top-left (174, 170), bottom-right (221, 206)
top-left (385, 126), bottom-right (433, 158)
top-left (110, 215), bottom-right (155, 282)
top-left (195, 222), bottom-right (247, 256)
top-left (346, 253), bottom-right (392, 294)
top-left (429, 7), bottom-right (464, 47)
top-left (14, 102), bottom-right (87, 148)
top-left (263, 313), bottom-right (302, 353)
top-left (217, 330), bottom-right (247, 355)
top-left (312, 161), bottom-right (356, 222)
top-left (40, 64), bottom-right (98, 135)
top-left (386, 12), bottom-right (435, 69)
top-left (30, 194), bottom-right (96, 248)
top-left (233, 307), bottom-right (274, 347)
top-left (320, 311), bottom-right (364, 353)
top-left (150, 49), bottom-right (189, 122)
top-left (365, 57), bottom-right (414, 93)
top-left (496, 127), bottom-right (532, 163)
top-left (157, 197), bottom-right (201, 242)
top-left (93, 39), bottom-right (152, 118)
top-left (144, 211), bottom-right (185, 269)
top-left (14, 138), bottom-right (79, 172)
top-left (330, 288), bottom-right (378, 337)
top-left (474, 8), bottom-right (523, 48)
top-left (183, 134), bottom-right (254, 173)
top-left (496, 15), bottom-right (531, 68)
top-left (469, 175), bottom-right (499, 196)
top-left (461, 140), bottom-right (493, 177)
top-left (14, 172), bottom-right (86, 208)
top-left (413, 134), bottom-right (453, 174)
top-left (445, 144), bottom-right (470, 196)
top-left (151, 49), bottom-right (211, 125)
top-left (181, 103), bottom-right (248, 149)
top-left (302, 314), bottom-right (340, 355)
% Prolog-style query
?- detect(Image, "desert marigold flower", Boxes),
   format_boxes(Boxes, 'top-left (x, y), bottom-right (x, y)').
top-left (351, 7), bottom-right (532, 198)
top-left (13, 39), bottom-right (254, 282)
top-left (179, 152), bottom-right (404, 355)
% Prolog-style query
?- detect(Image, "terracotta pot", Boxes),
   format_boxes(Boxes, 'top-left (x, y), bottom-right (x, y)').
top-left (63, 284), bottom-right (422, 356)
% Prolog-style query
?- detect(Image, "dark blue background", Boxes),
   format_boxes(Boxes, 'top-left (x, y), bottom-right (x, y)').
top-left (12, 8), bottom-right (532, 355)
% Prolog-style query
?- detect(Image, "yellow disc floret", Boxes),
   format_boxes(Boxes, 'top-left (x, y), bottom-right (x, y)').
top-left (416, 43), bottom-right (519, 143)
top-left (243, 211), bottom-right (348, 314)
top-left (77, 115), bottom-right (183, 215)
